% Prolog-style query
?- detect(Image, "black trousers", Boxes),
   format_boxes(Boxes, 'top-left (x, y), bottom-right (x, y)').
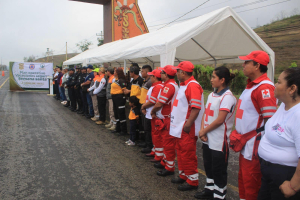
top-left (137, 106), bottom-right (144, 142)
top-left (202, 143), bottom-right (229, 199)
top-left (144, 117), bottom-right (152, 149)
top-left (112, 94), bottom-right (127, 133)
top-left (130, 120), bottom-right (137, 142)
top-left (68, 87), bottom-right (76, 109)
top-left (258, 159), bottom-right (300, 200)
top-left (97, 96), bottom-right (106, 122)
top-left (81, 90), bottom-right (88, 115)
top-left (75, 88), bottom-right (82, 110)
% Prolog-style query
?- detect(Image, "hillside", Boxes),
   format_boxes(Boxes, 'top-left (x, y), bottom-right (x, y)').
top-left (254, 15), bottom-right (300, 77)
top-left (35, 53), bottom-right (79, 67)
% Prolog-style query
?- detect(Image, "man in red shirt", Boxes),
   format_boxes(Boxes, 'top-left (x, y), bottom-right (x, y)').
top-left (235, 50), bottom-right (277, 199)
top-left (141, 69), bottom-right (164, 162)
top-left (170, 61), bottom-right (204, 191)
top-left (150, 65), bottom-right (178, 176)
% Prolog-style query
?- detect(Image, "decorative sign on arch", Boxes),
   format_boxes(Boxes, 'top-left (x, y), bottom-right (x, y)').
top-left (112, 0), bottom-right (149, 41)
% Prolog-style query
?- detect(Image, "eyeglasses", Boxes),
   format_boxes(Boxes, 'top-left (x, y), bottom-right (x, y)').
top-left (160, 71), bottom-right (166, 74)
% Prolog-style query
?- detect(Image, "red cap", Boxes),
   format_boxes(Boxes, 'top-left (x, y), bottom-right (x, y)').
top-left (238, 50), bottom-right (269, 66)
top-left (174, 61), bottom-right (194, 72)
top-left (147, 69), bottom-right (161, 78)
top-left (159, 65), bottom-right (177, 76)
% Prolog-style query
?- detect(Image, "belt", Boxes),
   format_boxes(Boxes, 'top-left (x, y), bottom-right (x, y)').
top-left (260, 158), bottom-right (296, 170)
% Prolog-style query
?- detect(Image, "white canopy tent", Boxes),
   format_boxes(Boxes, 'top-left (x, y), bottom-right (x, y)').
top-left (63, 6), bottom-right (275, 81)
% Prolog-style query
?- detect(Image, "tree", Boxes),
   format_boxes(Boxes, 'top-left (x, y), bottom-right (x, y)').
top-left (24, 55), bottom-right (36, 62)
top-left (76, 39), bottom-right (92, 52)
top-left (97, 38), bottom-right (104, 46)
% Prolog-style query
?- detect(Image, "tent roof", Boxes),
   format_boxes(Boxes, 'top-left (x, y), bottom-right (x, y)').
top-left (64, 6), bottom-right (275, 81)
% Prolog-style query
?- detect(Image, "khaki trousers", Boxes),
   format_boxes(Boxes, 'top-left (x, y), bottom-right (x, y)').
top-left (91, 95), bottom-right (99, 117)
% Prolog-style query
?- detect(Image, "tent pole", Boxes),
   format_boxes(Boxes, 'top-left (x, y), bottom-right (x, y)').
top-left (116, 61), bottom-right (121, 67)
top-left (144, 57), bottom-right (155, 69)
top-left (124, 60), bottom-right (126, 74)
top-left (175, 57), bottom-right (181, 63)
top-left (191, 38), bottom-right (217, 67)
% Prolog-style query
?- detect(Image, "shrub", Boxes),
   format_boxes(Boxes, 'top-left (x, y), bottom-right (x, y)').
top-left (193, 65), bottom-right (247, 94)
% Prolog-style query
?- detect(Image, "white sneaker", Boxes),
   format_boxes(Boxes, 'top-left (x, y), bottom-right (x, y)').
top-left (61, 101), bottom-right (66, 104)
top-left (125, 139), bottom-right (131, 144)
top-left (128, 141), bottom-right (135, 146)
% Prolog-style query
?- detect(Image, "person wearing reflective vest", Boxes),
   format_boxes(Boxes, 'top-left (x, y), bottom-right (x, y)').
top-left (124, 63), bottom-right (144, 142)
top-left (170, 61), bottom-right (205, 191)
top-left (88, 68), bottom-right (100, 122)
top-left (105, 66), bottom-right (117, 130)
top-left (139, 65), bottom-right (153, 153)
top-left (93, 67), bottom-right (107, 125)
top-left (141, 69), bottom-right (164, 162)
top-left (149, 65), bottom-right (178, 176)
top-left (235, 51), bottom-right (277, 200)
top-left (111, 68), bottom-right (128, 136)
top-left (195, 66), bottom-right (237, 200)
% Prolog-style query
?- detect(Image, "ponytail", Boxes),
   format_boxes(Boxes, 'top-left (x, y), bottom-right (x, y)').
top-left (214, 66), bottom-right (235, 86)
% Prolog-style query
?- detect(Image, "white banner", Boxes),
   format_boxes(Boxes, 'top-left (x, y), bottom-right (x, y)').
top-left (11, 62), bottom-right (53, 89)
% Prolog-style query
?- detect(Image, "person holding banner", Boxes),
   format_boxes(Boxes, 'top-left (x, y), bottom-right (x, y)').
top-left (170, 61), bottom-right (204, 191)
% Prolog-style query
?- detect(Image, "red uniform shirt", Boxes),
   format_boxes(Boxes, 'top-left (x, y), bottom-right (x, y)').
top-left (180, 76), bottom-right (203, 119)
top-left (149, 81), bottom-right (163, 104)
top-left (158, 79), bottom-right (177, 115)
top-left (247, 73), bottom-right (277, 120)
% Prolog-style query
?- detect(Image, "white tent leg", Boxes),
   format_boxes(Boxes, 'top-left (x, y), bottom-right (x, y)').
top-left (124, 60), bottom-right (126, 73)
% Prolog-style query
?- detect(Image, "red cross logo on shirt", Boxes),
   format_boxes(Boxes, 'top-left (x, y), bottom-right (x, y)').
top-left (171, 96), bottom-right (178, 112)
top-left (205, 103), bottom-right (214, 122)
top-left (236, 99), bottom-right (244, 120)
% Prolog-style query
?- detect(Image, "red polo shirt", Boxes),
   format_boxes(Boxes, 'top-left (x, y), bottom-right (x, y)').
top-left (158, 79), bottom-right (177, 116)
top-left (149, 81), bottom-right (163, 104)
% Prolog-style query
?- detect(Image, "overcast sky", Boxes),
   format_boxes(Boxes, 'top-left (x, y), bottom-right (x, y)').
top-left (0, 0), bottom-right (299, 66)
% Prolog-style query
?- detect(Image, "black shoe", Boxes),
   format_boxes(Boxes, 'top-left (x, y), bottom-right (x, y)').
top-left (86, 115), bottom-right (92, 119)
top-left (117, 132), bottom-right (127, 136)
top-left (157, 168), bottom-right (174, 176)
top-left (154, 162), bottom-right (165, 169)
top-left (177, 182), bottom-right (198, 191)
top-left (77, 111), bottom-right (84, 114)
top-left (111, 130), bottom-right (121, 134)
top-left (71, 109), bottom-right (76, 112)
top-left (150, 159), bottom-right (160, 163)
top-left (141, 148), bottom-right (152, 153)
top-left (64, 102), bottom-right (70, 107)
top-left (82, 113), bottom-right (86, 116)
top-left (171, 177), bottom-right (186, 184)
top-left (137, 142), bottom-right (147, 148)
top-left (194, 190), bottom-right (213, 199)
top-left (145, 153), bottom-right (154, 157)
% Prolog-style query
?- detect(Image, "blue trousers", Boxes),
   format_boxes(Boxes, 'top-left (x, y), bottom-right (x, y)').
top-left (86, 93), bottom-right (94, 116)
top-left (59, 86), bottom-right (67, 101)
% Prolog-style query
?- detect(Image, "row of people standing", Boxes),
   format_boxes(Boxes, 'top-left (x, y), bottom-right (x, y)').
top-left (54, 50), bottom-right (300, 199)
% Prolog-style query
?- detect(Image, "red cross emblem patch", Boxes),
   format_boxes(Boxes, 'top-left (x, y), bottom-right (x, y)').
top-left (261, 89), bottom-right (271, 99)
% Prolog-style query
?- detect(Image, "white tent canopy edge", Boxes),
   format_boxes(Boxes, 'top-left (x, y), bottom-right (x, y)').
top-left (63, 6), bottom-right (275, 81)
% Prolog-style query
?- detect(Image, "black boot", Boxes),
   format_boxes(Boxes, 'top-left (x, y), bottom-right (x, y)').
top-left (141, 148), bottom-right (152, 153)
top-left (171, 177), bottom-right (186, 184)
top-left (194, 190), bottom-right (213, 199)
top-left (157, 168), bottom-right (174, 176)
top-left (154, 162), bottom-right (165, 169)
top-left (64, 101), bottom-right (70, 107)
top-left (177, 182), bottom-right (198, 191)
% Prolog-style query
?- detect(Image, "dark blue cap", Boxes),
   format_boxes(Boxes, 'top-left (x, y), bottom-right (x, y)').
top-left (69, 68), bottom-right (75, 71)
top-left (87, 65), bottom-right (93, 69)
top-left (82, 66), bottom-right (87, 70)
